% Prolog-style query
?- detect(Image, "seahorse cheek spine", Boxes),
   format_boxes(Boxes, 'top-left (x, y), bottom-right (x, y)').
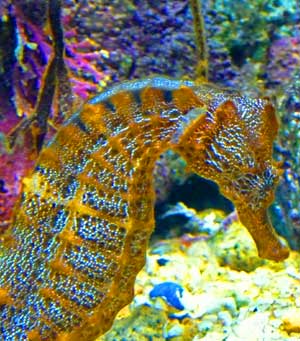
top-left (0, 77), bottom-right (289, 340)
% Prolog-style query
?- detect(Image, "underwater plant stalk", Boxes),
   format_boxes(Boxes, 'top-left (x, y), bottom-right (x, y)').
top-left (189, 0), bottom-right (209, 81)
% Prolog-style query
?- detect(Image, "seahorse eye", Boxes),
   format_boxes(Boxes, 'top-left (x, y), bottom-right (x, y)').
top-left (263, 167), bottom-right (272, 179)
top-left (262, 166), bottom-right (277, 188)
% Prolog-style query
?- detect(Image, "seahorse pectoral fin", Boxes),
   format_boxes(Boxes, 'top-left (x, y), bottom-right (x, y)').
top-left (237, 205), bottom-right (289, 262)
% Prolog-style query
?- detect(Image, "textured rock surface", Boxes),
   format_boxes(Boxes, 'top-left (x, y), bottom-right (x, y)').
top-left (100, 210), bottom-right (300, 340)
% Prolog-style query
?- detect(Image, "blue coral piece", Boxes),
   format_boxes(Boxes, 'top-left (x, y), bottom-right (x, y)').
top-left (156, 258), bottom-right (169, 266)
top-left (149, 282), bottom-right (184, 310)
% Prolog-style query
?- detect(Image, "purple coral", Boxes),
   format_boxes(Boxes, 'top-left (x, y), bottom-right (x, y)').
top-left (266, 37), bottom-right (300, 88)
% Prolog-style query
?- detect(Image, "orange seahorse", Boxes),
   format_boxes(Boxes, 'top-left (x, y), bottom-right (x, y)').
top-left (0, 77), bottom-right (289, 340)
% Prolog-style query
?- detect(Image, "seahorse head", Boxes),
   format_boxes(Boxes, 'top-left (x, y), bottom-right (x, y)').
top-left (176, 91), bottom-right (289, 261)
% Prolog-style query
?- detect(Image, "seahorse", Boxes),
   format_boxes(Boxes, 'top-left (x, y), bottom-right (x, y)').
top-left (0, 77), bottom-right (289, 340)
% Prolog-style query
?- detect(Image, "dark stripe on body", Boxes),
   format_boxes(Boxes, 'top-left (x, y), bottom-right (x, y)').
top-left (73, 116), bottom-right (90, 133)
top-left (163, 89), bottom-right (173, 104)
top-left (103, 100), bottom-right (116, 112)
top-left (131, 90), bottom-right (142, 107)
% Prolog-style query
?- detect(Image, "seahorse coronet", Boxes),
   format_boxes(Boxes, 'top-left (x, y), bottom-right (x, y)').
top-left (0, 77), bottom-right (289, 340)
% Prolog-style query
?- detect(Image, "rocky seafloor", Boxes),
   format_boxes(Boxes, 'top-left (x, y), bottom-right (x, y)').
top-left (99, 209), bottom-right (300, 341)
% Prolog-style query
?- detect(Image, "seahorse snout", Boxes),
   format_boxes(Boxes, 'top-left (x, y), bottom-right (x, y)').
top-left (237, 206), bottom-right (290, 262)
